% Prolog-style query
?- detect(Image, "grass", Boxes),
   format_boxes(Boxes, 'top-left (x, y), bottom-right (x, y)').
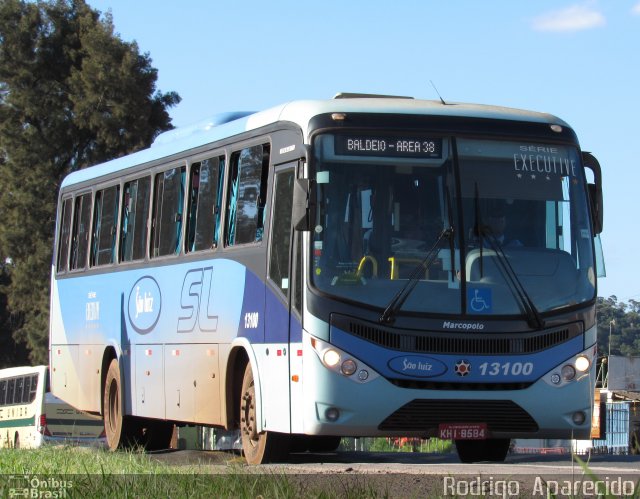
top-left (369, 437), bottom-right (453, 454)
top-left (0, 446), bottom-right (390, 498)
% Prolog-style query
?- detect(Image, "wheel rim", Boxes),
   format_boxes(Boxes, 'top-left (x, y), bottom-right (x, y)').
top-left (241, 379), bottom-right (259, 448)
top-left (107, 378), bottom-right (119, 435)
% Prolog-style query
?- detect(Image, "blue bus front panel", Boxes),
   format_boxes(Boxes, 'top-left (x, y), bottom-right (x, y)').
top-left (300, 326), bottom-right (596, 440)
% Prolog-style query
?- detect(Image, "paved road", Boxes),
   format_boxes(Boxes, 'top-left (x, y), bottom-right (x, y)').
top-left (150, 450), bottom-right (640, 497)
top-left (151, 448), bottom-right (640, 472)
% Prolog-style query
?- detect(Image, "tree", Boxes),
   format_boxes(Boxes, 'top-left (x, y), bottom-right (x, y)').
top-left (0, 0), bottom-right (180, 364)
top-left (596, 296), bottom-right (640, 358)
top-left (0, 259), bottom-right (29, 368)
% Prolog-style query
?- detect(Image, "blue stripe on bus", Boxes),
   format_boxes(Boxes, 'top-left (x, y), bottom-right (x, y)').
top-left (57, 259), bottom-right (246, 344)
top-left (238, 269), bottom-right (265, 343)
top-left (55, 258), bottom-right (298, 346)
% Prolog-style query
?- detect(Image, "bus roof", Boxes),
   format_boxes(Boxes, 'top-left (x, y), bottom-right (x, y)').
top-left (60, 96), bottom-right (569, 189)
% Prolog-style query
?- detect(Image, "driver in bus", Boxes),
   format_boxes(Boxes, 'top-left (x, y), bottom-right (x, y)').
top-left (469, 204), bottom-right (523, 249)
top-left (486, 208), bottom-right (523, 248)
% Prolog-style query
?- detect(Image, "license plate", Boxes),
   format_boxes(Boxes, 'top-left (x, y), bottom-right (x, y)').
top-left (438, 423), bottom-right (488, 440)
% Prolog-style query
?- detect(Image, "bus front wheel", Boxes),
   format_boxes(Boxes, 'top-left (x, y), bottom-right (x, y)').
top-left (239, 363), bottom-right (289, 464)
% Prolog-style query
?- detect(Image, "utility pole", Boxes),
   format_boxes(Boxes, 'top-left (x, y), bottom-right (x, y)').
top-left (608, 319), bottom-right (616, 359)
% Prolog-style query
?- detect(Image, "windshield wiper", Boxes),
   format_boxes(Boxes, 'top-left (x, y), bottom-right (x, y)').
top-left (477, 227), bottom-right (545, 330)
top-left (471, 182), bottom-right (543, 330)
top-left (379, 227), bottom-right (453, 325)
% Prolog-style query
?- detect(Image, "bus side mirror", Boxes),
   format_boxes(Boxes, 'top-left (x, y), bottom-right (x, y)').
top-left (292, 178), bottom-right (315, 231)
top-left (583, 152), bottom-right (603, 235)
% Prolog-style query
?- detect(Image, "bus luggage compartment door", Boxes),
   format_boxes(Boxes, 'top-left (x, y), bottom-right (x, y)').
top-left (135, 345), bottom-right (164, 418)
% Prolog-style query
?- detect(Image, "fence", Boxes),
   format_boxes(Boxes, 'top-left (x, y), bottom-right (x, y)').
top-left (592, 402), bottom-right (630, 454)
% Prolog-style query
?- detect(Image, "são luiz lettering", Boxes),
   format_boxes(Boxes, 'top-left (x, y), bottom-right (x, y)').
top-left (402, 358), bottom-right (433, 372)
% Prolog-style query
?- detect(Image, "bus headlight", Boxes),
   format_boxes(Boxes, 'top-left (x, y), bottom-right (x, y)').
top-left (341, 359), bottom-right (357, 376)
top-left (310, 335), bottom-right (379, 384)
top-left (544, 346), bottom-right (596, 387)
top-left (323, 349), bottom-right (341, 367)
top-left (575, 355), bottom-right (590, 372)
top-left (561, 365), bottom-right (576, 381)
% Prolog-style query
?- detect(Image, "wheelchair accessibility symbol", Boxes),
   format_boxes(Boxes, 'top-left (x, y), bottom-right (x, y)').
top-left (468, 288), bottom-right (492, 313)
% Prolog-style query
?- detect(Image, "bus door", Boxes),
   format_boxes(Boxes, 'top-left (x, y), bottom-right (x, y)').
top-left (263, 164), bottom-right (299, 433)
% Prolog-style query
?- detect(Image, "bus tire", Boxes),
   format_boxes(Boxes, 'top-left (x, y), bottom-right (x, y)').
top-left (14, 432), bottom-right (19, 449)
top-left (103, 359), bottom-right (139, 450)
top-left (455, 438), bottom-right (510, 463)
top-left (240, 363), bottom-right (289, 464)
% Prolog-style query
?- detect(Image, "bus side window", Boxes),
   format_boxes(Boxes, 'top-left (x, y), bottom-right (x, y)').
top-left (186, 156), bottom-right (224, 252)
top-left (6, 378), bottom-right (15, 405)
top-left (0, 379), bottom-right (6, 405)
top-left (29, 373), bottom-right (38, 403)
top-left (151, 166), bottom-right (185, 258)
top-left (268, 169), bottom-right (294, 296)
top-left (294, 233), bottom-right (302, 314)
top-left (69, 193), bottom-right (92, 271)
top-left (21, 375), bottom-right (31, 404)
top-left (56, 198), bottom-right (73, 273)
top-left (227, 144), bottom-right (270, 246)
top-left (91, 185), bottom-right (119, 267)
top-left (120, 177), bottom-right (151, 262)
top-left (14, 377), bottom-right (24, 404)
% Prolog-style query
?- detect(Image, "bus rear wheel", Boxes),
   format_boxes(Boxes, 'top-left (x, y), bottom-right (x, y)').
top-left (455, 438), bottom-right (510, 463)
top-left (240, 363), bottom-right (289, 464)
top-left (103, 359), bottom-right (140, 450)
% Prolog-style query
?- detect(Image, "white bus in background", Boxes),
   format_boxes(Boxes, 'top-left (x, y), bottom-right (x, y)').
top-left (0, 365), bottom-right (105, 448)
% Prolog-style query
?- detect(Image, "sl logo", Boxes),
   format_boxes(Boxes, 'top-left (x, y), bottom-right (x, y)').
top-left (178, 267), bottom-right (219, 333)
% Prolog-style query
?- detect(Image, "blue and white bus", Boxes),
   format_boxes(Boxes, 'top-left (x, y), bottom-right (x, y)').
top-left (49, 93), bottom-right (604, 463)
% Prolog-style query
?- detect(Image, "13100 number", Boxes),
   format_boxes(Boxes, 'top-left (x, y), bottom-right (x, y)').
top-left (478, 361), bottom-right (533, 376)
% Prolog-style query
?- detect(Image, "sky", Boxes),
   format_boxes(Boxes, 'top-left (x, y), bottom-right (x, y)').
top-left (89, 0), bottom-right (640, 302)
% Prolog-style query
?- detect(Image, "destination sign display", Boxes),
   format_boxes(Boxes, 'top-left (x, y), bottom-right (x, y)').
top-left (334, 134), bottom-right (443, 159)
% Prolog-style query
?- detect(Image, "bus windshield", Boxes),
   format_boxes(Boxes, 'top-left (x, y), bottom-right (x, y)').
top-left (310, 133), bottom-right (596, 317)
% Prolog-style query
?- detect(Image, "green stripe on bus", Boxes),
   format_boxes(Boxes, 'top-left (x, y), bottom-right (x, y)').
top-left (0, 415), bottom-right (35, 428)
top-left (46, 418), bottom-right (103, 427)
